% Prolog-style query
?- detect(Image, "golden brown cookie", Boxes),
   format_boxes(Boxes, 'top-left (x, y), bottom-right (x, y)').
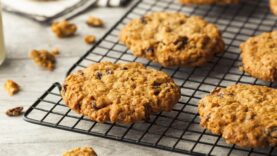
top-left (198, 84), bottom-right (277, 148)
top-left (61, 62), bottom-right (180, 124)
top-left (179, 0), bottom-right (240, 5)
top-left (240, 31), bottom-right (277, 82)
top-left (120, 12), bottom-right (224, 67)
top-left (270, 0), bottom-right (277, 15)
top-left (63, 147), bottom-right (97, 156)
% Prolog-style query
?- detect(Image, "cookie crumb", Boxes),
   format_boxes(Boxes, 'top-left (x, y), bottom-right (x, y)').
top-left (6, 107), bottom-right (23, 117)
top-left (84, 35), bottom-right (96, 44)
top-left (29, 49), bottom-right (57, 71)
top-left (4, 80), bottom-right (20, 96)
top-left (51, 20), bottom-right (77, 38)
top-left (86, 16), bottom-right (104, 27)
top-left (63, 147), bottom-right (97, 156)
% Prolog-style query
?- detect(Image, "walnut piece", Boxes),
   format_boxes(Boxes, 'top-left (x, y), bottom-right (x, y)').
top-left (84, 35), bottom-right (96, 44)
top-left (29, 49), bottom-right (58, 71)
top-left (86, 16), bottom-right (104, 27)
top-left (4, 80), bottom-right (20, 96)
top-left (6, 107), bottom-right (23, 117)
top-left (63, 147), bottom-right (97, 156)
top-left (51, 20), bottom-right (77, 38)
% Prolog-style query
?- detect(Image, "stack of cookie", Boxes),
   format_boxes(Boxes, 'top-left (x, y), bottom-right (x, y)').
top-left (61, 1), bottom-right (277, 149)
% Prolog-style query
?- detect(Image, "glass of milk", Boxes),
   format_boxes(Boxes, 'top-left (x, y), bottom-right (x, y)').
top-left (0, 3), bottom-right (5, 66)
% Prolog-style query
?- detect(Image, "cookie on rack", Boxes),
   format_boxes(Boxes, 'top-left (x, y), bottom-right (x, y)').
top-left (179, 0), bottom-right (240, 5)
top-left (119, 12), bottom-right (225, 67)
top-left (61, 62), bottom-right (181, 124)
top-left (240, 31), bottom-right (277, 82)
top-left (198, 84), bottom-right (277, 148)
top-left (270, 0), bottom-right (277, 15)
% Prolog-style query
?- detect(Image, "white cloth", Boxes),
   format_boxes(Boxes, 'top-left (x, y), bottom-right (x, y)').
top-left (2, 0), bottom-right (83, 17)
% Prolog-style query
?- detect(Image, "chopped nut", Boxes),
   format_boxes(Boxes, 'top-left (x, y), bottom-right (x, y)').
top-left (84, 35), bottom-right (96, 45)
top-left (63, 147), bottom-right (97, 156)
top-left (4, 80), bottom-right (20, 96)
top-left (51, 48), bottom-right (60, 56)
top-left (51, 20), bottom-right (77, 38)
top-left (6, 107), bottom-right (23, 117)
top-left (29, 49), bottom-right (57, 71)
top-left (86, 16), bottom-right (104, 27)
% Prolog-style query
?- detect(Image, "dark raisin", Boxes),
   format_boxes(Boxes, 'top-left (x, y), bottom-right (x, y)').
top-left (174, 36), bottom-right (189, 50)
top-left (95, 72), bottom-right (102, 80)
top-left (153, 89), bottom-right (160, 96)
top-left (145, 47), bottom-right (154, 53)
top-left (140, 16), bottom-right (147, 24)
top-left (153, 81), bottom-right (161, 87)
top-left (121, 67), bottom-right (128, 70)
top-left (62, 84), bottom-right (68, 92)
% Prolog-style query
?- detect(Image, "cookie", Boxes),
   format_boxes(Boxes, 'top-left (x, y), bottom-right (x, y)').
top-left (240, 31), bottom-right (277, 82)
top-left (61, 62), bottom-right (180, 124)
top-left (120, 12), bottom-right (224, 67)
top-left (63, 147), bottom-right (97, 156)
top-left (270, 0), bottom-right (277, 15)
top-left (198, 84), bottom-right (277, 148)
top-left (179, 0), bottom-right (240, 5)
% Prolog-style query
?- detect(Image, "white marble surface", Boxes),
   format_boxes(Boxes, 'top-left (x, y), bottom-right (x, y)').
top-left (0, 2), bottom-right (184, 156)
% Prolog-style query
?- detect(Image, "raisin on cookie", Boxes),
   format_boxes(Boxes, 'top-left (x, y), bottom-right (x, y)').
top-left (198, 84), bottom-right (277, 148)
top-left (120, 12), bottom-right (225, 67)
top-left (240, 31), bottom-right (277, 82)
top-left (179, 0), bottom-right (240, 5)
top-left (61, 62), bottom-right (180, 124)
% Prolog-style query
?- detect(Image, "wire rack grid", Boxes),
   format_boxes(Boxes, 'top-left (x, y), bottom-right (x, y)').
top-left (24, 0), bottom-right (277, 155)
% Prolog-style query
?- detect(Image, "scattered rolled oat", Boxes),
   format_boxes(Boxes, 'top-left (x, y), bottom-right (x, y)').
top-left (4, 80), bottom-right (20, 96)
top-left (29, 49), bottom-right (57, 71)
top-left (51, 20), bottom-right (77, 38)
top-left (84, 35), bottom-right (96, 44)
top-left (86, 16), bottom-right (104, 27)
top-left (63, 147), bottom-right (97, 156)
top-left (6, 107), bottom-right (23, 117)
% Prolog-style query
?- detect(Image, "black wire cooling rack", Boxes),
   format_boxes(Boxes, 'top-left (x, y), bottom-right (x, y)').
top-left (24, 0), bottom-right (277, 155)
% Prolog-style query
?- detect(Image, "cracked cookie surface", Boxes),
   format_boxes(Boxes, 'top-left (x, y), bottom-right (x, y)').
top-left (240, 31), bottom-right (277, 82)
top-left (198, 84), bottom-right (277, 148)
top-left (120, 12), bottom-right (224, 67)
top-left (179, 0), bottom-right (240, 5)
top-left (61, 62), bottom-right (180, 124)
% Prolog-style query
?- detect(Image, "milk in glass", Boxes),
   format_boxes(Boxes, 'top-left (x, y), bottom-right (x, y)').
top-left (0, 5), bottom-right (5, 66)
